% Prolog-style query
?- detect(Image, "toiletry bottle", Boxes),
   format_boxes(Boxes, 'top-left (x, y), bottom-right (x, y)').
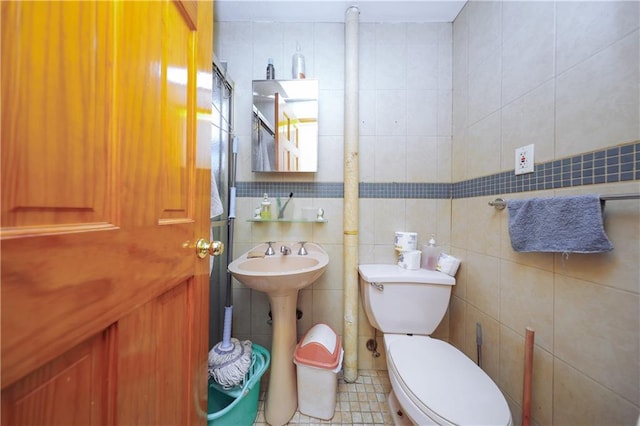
top-left (424, 235), bottom-right (440, 271)
top-left (260, 193), bottom-right (272, 219)
top-left (292, 45), bottom-right (305, 79)
top-left (266, 58), bottom-right (275, 80)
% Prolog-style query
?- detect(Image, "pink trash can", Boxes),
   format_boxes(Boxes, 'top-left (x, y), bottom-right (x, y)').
top-left (293, 323), bottom-right (344, 420)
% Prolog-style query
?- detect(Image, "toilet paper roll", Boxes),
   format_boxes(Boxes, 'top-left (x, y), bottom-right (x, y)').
top-left (398, 250), bottom-right (421, 270)
top-left (436, 253), bottom-right (461, 276)
top-left (394, 232), bottom-right (417, 252)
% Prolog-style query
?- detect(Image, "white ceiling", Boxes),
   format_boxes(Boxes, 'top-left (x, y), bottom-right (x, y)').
top-left (215, 0), bottom-right (467, 23)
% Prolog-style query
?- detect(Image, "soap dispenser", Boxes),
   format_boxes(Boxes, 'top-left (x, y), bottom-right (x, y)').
top-left (260, 193), bottom-right (272, 219)
top-left (422, 235), bottom-right (440, 271)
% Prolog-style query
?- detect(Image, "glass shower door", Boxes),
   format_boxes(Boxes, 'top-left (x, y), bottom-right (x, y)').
top-left (209, 59), bottom-right (233, 347)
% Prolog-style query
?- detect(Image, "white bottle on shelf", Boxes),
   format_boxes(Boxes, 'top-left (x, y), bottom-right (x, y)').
top-left (292, 45), bottom-right (305, 79)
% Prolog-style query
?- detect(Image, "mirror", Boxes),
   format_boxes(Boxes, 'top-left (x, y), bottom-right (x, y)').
top-left (252, 79), bottom-right (318, 172)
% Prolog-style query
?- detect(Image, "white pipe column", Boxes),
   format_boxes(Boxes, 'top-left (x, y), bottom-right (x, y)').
top-left (343, 6), bottom-right (360, 384)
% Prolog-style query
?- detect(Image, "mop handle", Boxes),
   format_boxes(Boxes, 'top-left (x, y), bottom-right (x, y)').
top-left (220, 306), bottom-right (233, 351)
top-left (228, 136), bottom-right (238, 219)
top-left (229, 187), bottom-right (236, 219)
top-left (219, 135), bottom-right (239, 352)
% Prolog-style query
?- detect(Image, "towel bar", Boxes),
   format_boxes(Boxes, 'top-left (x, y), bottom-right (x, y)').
top-left (489, 193), bottom-right (639, 210)
top-left (599, 193), bottom-right (640, 201)
top-left (488, 198), bottom-right (506, 210)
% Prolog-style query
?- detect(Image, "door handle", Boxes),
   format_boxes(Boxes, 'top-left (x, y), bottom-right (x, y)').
top-left (195, 239), bottom-right (224, 258)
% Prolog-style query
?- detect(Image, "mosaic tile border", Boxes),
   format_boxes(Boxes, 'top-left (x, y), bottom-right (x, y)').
top-left (236, 181), bottom-right (343, 198)
top-left (237, 141), bottom-right (639, 199)
top-left (453, 141), bottom-right (639, 199)
top-left (360, 182), bottom-right (451, 199)
top-left (236, 181), bottom-right (451, 199)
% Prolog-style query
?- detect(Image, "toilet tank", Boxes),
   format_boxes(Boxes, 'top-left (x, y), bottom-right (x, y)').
top-left (358, 264), bottom-right (455, 335)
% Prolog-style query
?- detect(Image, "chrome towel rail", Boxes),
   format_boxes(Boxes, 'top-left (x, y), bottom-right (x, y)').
top-left (488, 198), bottom-right (506, 210)
top-left (489, 193), bottom-right (640, 210)
top-left (600, 193), bottom-right (640, 201)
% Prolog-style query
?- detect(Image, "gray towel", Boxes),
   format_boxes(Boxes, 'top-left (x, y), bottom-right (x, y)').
top-left (507, 194), bottom-right (613, 253)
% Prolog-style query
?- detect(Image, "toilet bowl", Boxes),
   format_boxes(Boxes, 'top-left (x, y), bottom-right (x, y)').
top-left (358, 264), bottom-right (512, 426)
top-left (385, 334), bottom-right (512, 425)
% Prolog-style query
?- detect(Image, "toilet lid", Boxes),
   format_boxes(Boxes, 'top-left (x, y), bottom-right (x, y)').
top-left (387, 336), bottom-right (511, 426)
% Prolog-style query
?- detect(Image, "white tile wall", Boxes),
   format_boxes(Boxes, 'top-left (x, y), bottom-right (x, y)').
top-left (452, 1), bottom-right (640, 423)
top-left (500, 81), bottom-right (555, 170)
top-left (466, 1), bottom-right (502, 71)
top-left (555, 1), bottom-right (640, 74)
top-left (556, 30), bottom-right (640, 157)
top-left (554, 358), bottom-right (640, 425)
top-left (216, 3), bottom-right (640, 423)
top-left (501, 1), bottom-right (555, 106)
top-left (468, 49), bottom-right (501, 126)
top-left (219, 19), bottom-right (452, 362)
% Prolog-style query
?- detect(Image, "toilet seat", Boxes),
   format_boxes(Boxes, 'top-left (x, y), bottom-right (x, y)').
top-left (386, 335), bottom-right (512, 426)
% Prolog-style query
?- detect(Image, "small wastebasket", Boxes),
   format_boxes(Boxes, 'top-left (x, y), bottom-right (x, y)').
top-left (293, 323), bottom-right (343, 420)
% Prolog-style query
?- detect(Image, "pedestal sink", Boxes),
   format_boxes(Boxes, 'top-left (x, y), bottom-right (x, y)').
top-left (228, 241), bottom-right (329, 426)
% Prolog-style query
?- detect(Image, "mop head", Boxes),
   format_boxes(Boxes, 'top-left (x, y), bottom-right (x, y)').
top-left (208, 338), bottom-right (253, 388)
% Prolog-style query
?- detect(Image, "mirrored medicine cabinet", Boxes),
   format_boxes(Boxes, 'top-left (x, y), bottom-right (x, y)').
top-left (252, 79), bottom-right (318, 172)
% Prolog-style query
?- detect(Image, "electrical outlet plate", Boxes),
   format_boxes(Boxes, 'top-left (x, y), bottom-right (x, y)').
top-left (515, 144), bottom-right (534, 175)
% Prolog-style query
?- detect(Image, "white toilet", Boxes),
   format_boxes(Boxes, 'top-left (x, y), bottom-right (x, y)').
top-left (358, 264), bottom-right (513, 426)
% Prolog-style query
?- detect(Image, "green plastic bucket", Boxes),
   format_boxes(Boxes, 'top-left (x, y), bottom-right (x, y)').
top-left (207, 343), bottom-right (270, 426)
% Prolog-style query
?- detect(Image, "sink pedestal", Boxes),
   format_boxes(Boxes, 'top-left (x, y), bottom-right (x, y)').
top-left (226, 242), bottom-right (329, 426)
top-left (264, 291), bottom-right (298, 426)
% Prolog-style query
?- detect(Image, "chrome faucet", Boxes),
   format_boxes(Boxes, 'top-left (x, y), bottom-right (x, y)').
top-left (280, 245), bottom-right (292, 255)
top-left (297, 241), bottom-right (308, 255)
top-left (265, 241), bottom-right (275, 256)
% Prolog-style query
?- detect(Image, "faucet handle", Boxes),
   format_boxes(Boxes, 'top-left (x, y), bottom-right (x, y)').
top-left (298, 241), bottom-right (308, 255)
top-left (265, 241), bottom-right (275, 256)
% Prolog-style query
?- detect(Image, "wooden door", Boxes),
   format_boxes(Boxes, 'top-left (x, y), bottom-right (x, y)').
top-left (1, 1), bottom-right (215, 424)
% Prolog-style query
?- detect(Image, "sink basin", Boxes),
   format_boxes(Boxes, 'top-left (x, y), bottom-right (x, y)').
top-left (228, 242), bottom-right (329, 426)
top-left (228, 242), bottom-right (329, 295)
top-left (235, 255), bottom-right (319, 272)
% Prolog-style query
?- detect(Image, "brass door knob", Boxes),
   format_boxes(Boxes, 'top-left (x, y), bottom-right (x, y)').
top-left (195, 239), bottom-right (224, 258)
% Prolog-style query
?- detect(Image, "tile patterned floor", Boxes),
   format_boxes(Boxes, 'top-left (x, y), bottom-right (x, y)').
top-left (254, 370), bottom-right (395, 425)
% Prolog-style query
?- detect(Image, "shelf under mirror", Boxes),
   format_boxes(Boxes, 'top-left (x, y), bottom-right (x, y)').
top-left (247, 218), bottom-right (327, 223)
